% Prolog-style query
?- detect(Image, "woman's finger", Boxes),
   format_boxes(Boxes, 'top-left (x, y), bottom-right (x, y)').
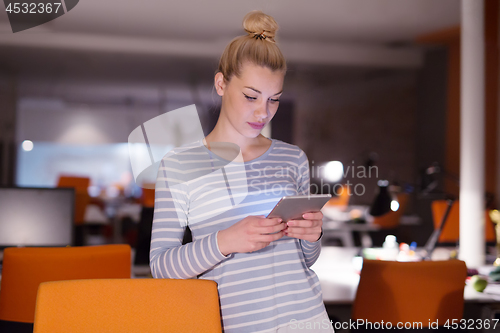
top-left (302, 211), bottom-right (323, 220)
top-left (286, 219), bottom-right (320, 228)
top-left (286, 225), bottom-right (321, 235)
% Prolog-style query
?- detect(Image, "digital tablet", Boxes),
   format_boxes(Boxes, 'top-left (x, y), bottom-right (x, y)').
top-left (266, 194), bottom-right (332, 222)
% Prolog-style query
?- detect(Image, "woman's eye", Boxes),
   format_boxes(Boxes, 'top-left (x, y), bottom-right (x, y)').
top-left (269, 98), bottom-right (280, 103)
top-left (244, 94), bottom-right (256, 101)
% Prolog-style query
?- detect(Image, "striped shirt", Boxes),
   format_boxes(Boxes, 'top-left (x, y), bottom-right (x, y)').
top-left (150, 138), bottom-right (326, 333)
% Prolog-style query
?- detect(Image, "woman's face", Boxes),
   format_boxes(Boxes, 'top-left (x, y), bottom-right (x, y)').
top-left (215, 62), bottom-right (284, 139)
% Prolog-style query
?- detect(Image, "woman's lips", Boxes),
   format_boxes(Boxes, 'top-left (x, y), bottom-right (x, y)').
top-left (248, 122), bottom-right (266, 130)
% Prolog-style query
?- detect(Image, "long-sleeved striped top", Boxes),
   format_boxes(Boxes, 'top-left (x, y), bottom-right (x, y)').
top-left (150, 138), bottom-right (326, 333)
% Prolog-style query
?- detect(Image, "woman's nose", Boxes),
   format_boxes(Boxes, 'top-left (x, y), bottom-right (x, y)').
top-left (255, 103), bottom-right (269, 120)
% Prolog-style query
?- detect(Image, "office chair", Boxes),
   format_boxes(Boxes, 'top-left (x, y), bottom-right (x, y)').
top-left (141, 184), bottom-right (156, 208)
top-left (431, 200), bottom-right (496, 243)
top-left (33, 279), bottom-right (222, 333)
top-left (361, 193), bottom-right (409, 247)
top-left (352, 259), bottom-right (467, 327)
top-left (0, 245), bottom-right (131, 332)
top-left (324, 184), bottom-right (351, 208)
top-left (57, 175), bottom-right (91, 225)
top-left (371, 193), bottom-right (410, 229)
top-left (57, 175), bottom-right (92, 245)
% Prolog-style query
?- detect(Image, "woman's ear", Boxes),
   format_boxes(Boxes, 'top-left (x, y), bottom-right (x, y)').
top-left (214, 72), bottom-right (226, 97)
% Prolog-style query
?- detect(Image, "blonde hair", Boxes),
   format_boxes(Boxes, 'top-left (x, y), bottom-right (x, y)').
top-left (217, 10), bottom-right (287, 82)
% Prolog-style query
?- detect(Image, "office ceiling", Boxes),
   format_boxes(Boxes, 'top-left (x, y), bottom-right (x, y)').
top-left (0, 0), bottom-right (459, 98)
top-left (0, 0), bottom-right (460, 44)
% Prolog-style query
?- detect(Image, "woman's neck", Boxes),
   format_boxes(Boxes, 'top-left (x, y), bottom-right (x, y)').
top-left (204, 121), bottom-right (271, 162)
top-left (204, 117), bottom-right (259, 151)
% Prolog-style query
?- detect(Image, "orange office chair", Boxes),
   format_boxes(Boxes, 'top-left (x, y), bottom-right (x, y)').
top-left (352, 259), bottom-right (467, 327)
top-left (33, 279), bottom-right (222, 333)
top-left (0, 245), bottom-right (131, 329)
top-left (371, 193), bottom-right (410, 229)
top-left (431, 200), bottom-right (496, 243)
top-left (325, 184), bottom-right (351, 209)
top-left (141, 183), bottom-right (156, 208)
top-left (57, 176), bottom-right (91, 225)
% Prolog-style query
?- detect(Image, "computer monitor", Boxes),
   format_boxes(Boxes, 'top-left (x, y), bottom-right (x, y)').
top-left (0, 187), bottom-right (74, 248)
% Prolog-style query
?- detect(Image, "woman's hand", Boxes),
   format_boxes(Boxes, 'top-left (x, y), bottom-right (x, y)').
top-left (217, 215), bottom-right (286, 256)
top-left (284, 211), bottom-right (323, 242)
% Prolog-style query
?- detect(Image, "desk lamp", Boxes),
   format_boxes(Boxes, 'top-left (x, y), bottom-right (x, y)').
top-left (416, 163), bottom-right (457, 260)
top-left (369, 180), bottom-right (392, 216)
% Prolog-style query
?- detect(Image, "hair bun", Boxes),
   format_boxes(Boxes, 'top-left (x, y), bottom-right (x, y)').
top-left (243, 10), bottom-right (279, 42)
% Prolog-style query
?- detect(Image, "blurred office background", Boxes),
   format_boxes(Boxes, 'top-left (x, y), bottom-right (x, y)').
top-left (0, 0), bottom-right (498, 248)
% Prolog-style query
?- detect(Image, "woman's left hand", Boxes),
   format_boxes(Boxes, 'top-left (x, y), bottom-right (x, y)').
top-left (284, 211), bottom-right (323, 242)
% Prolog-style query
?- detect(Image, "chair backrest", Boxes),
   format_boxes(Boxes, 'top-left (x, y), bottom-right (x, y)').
top-left (141, 184), bottom-right (156, 208)
top-left (57, 176), bottom-right (90, 190)
top-left (33, 279), bottom-right (222, 333)
top-left (372, 193), bottom-right (409, 229)
top-left (0, 245), bottom-right (131, 323)
top-left (57, 176), bottom-right (91, 225)
top-left (325, 184), bottom-right (351, 208)
top-left (431, 200), bottom-right (496, 243)
top-left (352, 259), bottom-right (467, 327)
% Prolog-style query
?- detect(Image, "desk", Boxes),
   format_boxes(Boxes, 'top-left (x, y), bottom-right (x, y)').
top-left (311, 246), bottom-right (500, 304)
top-left (321, 204), bottom-right (422, 247)
top-left (322, 220), bottom-right (380, 248)
top-left (322, 205), bottom-right (379, 247)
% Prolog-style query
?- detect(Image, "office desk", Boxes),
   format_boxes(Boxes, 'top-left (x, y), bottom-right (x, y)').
top-left (322, 220), bottom-right (380, 248)
top-left (321, 206), bottom-right (422, 248)
top-left (311, 246), bottom-right (500, 305)
top-left (322, 205), bottom-right (378, 247)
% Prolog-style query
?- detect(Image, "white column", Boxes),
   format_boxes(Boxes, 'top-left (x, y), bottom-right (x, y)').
top-left (459, 0), bottom-right (485, 268)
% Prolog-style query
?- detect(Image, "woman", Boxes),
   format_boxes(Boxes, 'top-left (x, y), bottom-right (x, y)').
top-left (150, 10), bottom-right (333, 333)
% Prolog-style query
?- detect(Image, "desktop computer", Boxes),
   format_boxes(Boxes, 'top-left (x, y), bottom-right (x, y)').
top-left (0, 187), bottom-right (74, 248)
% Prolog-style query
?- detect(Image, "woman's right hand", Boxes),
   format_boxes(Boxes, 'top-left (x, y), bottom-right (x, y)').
top-left (217, 215), bottom-right (286, 256)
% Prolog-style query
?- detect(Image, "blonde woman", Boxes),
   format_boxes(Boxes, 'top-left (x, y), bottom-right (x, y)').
top-left (150, 10), bottom-right (333, 333)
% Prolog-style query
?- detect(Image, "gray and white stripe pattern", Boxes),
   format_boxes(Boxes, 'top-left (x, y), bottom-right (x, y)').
top-left (150, 139), bottom-right (325, 333)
